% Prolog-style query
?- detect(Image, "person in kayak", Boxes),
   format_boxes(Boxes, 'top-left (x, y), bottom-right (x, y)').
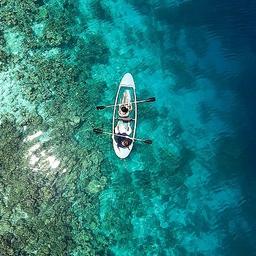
top-left (115, 133), bottom-right (132, 149)
top-left (119, 105), bottom-right (130, 117)
top-left (121, 137), bottom-right (132, 147)
top-left (115, 121), bottom-right (132, 135)
top-left (114, 122), bottom-right (132, 149)
top-left (118, 91), bottom-right (132, 117)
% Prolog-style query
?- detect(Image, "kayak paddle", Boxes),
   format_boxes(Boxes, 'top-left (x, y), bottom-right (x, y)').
top-left (96, 97), bottom-right (156, 110)
top-left (93, 128), bottom-right (152, 144)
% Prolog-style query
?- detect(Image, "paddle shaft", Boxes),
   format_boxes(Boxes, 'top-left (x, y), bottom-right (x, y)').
top-left (98, 98), bottom-right (154, 109)
top-left (115, 117), bottom-right (135, 122)
top-left (96, 130), bottom-right (150, 143)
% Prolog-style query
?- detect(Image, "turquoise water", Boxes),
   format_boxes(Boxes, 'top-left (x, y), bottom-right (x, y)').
top-left (0, 0), bottom-right (256, 255)
top-left (87, 0), bottom-right (256, 255)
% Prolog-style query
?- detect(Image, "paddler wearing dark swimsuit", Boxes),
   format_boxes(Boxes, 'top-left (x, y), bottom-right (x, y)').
top-left (114, 133), bottom-right (132, 148)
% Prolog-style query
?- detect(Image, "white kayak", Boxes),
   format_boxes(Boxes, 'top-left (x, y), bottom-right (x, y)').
top-left (112, 73), bottom-right (137, 159)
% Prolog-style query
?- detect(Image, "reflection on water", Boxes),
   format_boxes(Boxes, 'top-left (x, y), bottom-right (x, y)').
top-left (24, 131), bottom-right (60, 171)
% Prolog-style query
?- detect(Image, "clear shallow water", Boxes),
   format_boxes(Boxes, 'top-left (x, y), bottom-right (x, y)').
top-left (1, 0), bottom-right (256, 255)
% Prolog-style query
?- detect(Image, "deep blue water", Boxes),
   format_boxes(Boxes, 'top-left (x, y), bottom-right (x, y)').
top-left (84, 0), bottom-right (256, 255)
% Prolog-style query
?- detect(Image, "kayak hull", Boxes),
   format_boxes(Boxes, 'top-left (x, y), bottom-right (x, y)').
top-left (112, 73), bottom-right (137, 159)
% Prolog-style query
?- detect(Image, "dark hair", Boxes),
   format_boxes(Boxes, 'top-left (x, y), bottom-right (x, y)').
top-left (123, 139), bottom-right (131, 146)
top-left (121, 106), bottom-right (128, 113)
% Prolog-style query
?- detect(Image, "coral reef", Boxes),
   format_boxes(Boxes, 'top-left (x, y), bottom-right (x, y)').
top-left (0, 0), bottom-right (111, 255)
top-left (0, 48), bottom-right (9, 71)
top-left (0, 29), bottom-right (9, 71)
top-left (0, 0), bottom-right (39, 32)
top-left (0, 105), bottom-right (108, 255)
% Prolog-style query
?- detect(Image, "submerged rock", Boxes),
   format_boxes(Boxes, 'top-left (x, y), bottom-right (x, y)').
top-left (87, 176), bottom-right (107, 194)
top-left (69, 115), bottom-right (81, 127)
top-left (87, 180), bottom-right (102, 194)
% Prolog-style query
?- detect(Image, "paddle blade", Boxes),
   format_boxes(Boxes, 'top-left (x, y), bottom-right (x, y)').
top-left (144, 139), bottom-right (153, 144)
top-left (93, 128), bottom-right (103, 134)
top-left (146, 97), bottom-right (156, 102)
top-left (96, 105), bottom-right (105, 110)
